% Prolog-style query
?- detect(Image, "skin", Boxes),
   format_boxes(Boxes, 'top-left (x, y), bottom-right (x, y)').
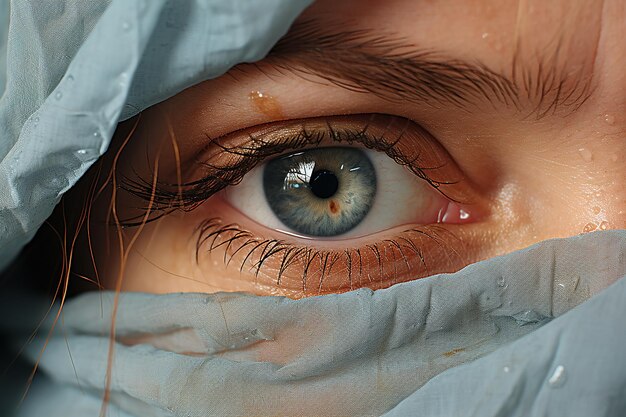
top-left (83, 0), bottom-right (625, 298)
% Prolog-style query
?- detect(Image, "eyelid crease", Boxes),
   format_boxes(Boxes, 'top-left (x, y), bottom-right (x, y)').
top-left (118, 114), bottom-right (470, 227)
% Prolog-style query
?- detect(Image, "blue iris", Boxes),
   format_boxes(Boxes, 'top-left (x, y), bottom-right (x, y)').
top-left (263, 147), bottom-right (377, 237)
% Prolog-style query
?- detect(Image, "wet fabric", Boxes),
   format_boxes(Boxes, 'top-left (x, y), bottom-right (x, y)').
top-left (1, 1), bottom-right (625, 416)
top-left (7, 230), bottom-right (626, 416)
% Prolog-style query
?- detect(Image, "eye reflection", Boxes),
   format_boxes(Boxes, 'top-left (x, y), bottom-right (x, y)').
top-left (263, 147), bottom-right (377, 237)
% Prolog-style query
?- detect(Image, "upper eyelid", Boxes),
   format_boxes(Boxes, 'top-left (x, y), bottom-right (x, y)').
top-left (197, 114), bottom-right (459, 191)
top-left (118, 114), bottom-right (467, 226)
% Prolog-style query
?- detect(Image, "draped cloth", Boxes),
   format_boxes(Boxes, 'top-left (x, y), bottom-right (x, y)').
top-left (0, 0), bottom-right (312, 271)
top-left (4, 230), bottom-right (624, 416)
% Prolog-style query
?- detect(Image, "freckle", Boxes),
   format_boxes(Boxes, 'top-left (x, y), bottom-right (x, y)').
top-left (329, 200), bottom-right (339, 214)
top-left (248, 90), bottom-right (283, 119)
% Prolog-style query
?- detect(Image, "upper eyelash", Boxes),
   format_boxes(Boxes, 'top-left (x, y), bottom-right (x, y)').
top-left (118, 115), bottom-right (456, 226)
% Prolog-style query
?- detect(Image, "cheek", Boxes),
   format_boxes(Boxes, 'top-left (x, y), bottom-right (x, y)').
top-left (102, 212), bottom-right (292, 295)
top-left (500, 141), bottom-right (625, 236)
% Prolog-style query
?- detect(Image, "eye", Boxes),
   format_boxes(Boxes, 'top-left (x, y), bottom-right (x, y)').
top-left (225, 146), bottom-right (456, 240)
top-left (120, 114), bottom-right (488, 296)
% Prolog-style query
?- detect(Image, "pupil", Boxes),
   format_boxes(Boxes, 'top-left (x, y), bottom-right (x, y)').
top-left (310, 170), bottom-right (339, 199)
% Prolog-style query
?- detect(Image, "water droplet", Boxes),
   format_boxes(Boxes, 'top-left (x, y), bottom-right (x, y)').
top-left (93, 131), bottom-right (101, 138)
top-left (46, 177), bottom-right (62, 189)
top-left (67, 74), bottom-right (74, 82)
top-left (582, 222), bottom-right (597, 233)
top-left (202, 297), bottom-right (210, 305)
top-left (8, 154), bottom-right (19, 172)
top-left (33, 116), bottom-right (40, 123)
top-left (604, 114), bottom-right (615, 125)
top-left (118, 72), bottom-right (129, 87)
top-left (497, 276), bottom-right (506, 287)
top-left (578, 147), bottom-right (593, 162)
top-left (503, 366), bottom-right (511, 373)
top-left (513, 310), bottom-right (549, 326)
top-left (122, 21), bottom-right (131, 31)
top-left (481, 32), bottom-right (489, 39)
top-left (54, 91), bottom-right (63, 100)
top-left (75, 148), bottom-right (98, 161)
top-left (592, 206), bottom-right (601, 215)
top-left (548, 365), bottom-right (566, 388)
top-left (599, 221), bottom-right (609, 230)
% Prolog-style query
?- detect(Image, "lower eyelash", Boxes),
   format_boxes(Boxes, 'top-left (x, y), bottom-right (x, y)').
top-left (194, 217), bottom-right (466, 294)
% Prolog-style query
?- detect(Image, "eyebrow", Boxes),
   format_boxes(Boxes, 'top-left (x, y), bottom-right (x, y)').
top-left (259, 20), bottom-right (593, 119)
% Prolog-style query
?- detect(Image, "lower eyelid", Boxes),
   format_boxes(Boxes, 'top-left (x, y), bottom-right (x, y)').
top-left (200, 225), bottom-right (480, 296)
top-left (193, 199), bottom-right (490, 296)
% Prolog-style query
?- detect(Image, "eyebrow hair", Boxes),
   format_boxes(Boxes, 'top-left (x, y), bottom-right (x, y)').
top-left (259, 20), bottom-right (594, 119)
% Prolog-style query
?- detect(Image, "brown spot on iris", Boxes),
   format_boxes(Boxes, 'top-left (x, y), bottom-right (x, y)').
top-left (329, 200), bottom-right (339, 214)
top-left (248, 90), bottom-right (283, 119)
